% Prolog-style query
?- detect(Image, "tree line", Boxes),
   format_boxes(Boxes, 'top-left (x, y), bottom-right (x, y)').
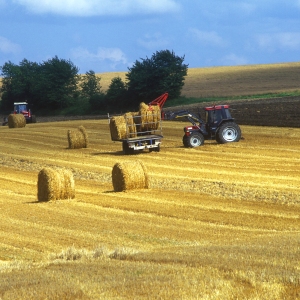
top-left (0, 50), bottom-right (188, 114)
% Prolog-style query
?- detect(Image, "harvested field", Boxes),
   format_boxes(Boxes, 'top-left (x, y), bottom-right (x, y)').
top-left (181, 63), bottom-right (300, 97)
top-left (98, 62), bottom-right (300, 97)
top-left (0, 119), bottom-right (299, 299)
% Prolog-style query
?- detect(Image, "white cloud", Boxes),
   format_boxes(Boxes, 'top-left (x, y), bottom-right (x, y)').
top-left (71, 46), bottom-right (128, 69)
top-left (256, 32), bottom-right (300, 51)
top-left (137, 33), bottom-right (170, 50)
top-left (13, 0), bottom-right (180, 16)
top-left (0, 36), bottom-right (21, 54)
top-left (222, 53), bottom-right (248, 66)
top-left (189, 28), bottom-right (227, 47)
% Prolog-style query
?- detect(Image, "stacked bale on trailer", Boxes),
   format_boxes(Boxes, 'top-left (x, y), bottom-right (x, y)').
top-left (109, 103), bottom-right (161, 140)
top-left (67, 126), bottom-right (88, 149)
top-left (112, 160), bottom-right (149, 192)
top-left (37, 167), bottom-right (75, 201)
top-left (8, 114), bottom-right (26, 128)
top-left (138, 102), bottom-right (161, 133)
top-left (110, 116), bottom-right (127, 140)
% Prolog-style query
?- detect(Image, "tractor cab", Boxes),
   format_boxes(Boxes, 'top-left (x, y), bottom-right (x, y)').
top-left (13, 102), bottom-right (36, 123)
top-left (14, 102), bottom-right (29, 115)
top-left (205, 105), bottom-right (232, 125)
top-left (205, 105), bottom-right (233, 134)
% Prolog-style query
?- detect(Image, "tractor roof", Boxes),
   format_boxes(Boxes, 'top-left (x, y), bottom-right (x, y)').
top-left (205, 105), bottom-right (229, 111)
top-left (14, 102), bottom-right (28, 105)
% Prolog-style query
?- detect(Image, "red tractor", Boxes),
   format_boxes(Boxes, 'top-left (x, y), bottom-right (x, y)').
top-left (2, 102), bottom-right (36, 125)
top-left (170, 104), bottom-right (242, 147)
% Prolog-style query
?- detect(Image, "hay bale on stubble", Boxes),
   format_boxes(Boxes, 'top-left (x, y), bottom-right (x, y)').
top-left (57, 169), bottom-right (75, 200)
top-left (112, 160), bottom-right (149, 192)
top-left (138, 102), bottom-right (161, 131)
top-left (37, 167), bottom-right (75, 202)
top-left (67, 126), bottom-right (88, 149)
top-left (124, 112), bottom-right (137, 138)
top-left (109, 115), bottom-right (127, 140)
top-left (8, 114), bottom-right (26, 128)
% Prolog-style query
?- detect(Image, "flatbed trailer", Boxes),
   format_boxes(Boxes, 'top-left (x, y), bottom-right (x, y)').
top-left (119, 134), bottom-right (163, 154)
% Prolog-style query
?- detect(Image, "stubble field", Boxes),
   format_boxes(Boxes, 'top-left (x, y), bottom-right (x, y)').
top-left (0, 118), bottom-right (299, 299)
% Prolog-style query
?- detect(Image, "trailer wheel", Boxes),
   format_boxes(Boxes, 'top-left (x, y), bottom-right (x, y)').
top-left (216, 122), bottom-right (241, 144)
top-left (186, 133), bottom-right (204, 148)
top-left (154, 144), bottom-right (160, 152)
top-left (122, 142), bottom-right (134, 155)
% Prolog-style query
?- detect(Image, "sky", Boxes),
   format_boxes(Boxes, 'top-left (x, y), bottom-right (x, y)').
top-left (1, 0), bottom-right (300, 74)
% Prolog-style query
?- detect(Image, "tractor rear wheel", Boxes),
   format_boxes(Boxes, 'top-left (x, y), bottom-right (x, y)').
top-left (216, 122), bottom-right (241, 144)
top-left (185, 133), bottom-right (204, 148)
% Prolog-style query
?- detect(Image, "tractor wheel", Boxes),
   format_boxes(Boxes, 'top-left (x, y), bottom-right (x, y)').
top-left (186, 133), bottom-right (204, 148)
top-left (182, 135), bottom-right (189, 147)
top-left (216, 122), bottom-right (241, 144)
top-left (31, 115), bottom-right (37, 123)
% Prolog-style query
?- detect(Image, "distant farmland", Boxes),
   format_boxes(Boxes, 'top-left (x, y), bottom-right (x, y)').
top-left (98, 62), bottom-right (300, 97)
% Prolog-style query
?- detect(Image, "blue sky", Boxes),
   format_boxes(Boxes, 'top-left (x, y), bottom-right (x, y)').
top-left (1, 0), bottom-right (300, 74)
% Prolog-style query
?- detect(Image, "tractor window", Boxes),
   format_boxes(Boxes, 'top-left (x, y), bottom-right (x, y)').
top-left (19, 104), bottom-right (27, 111)
top-left (207, 110), bottom-right (222, 124)
top-left (214, 110), bottom-right (222, 122)
top-left (14, 104), bottom-right (27, 113)
top-left (225, 109), bottom-right (232, 119)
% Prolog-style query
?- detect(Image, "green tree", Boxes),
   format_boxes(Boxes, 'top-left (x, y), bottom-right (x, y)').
top-left (0, 56), bottom-right (80, 111)
top-left (126, 50), bottom-right (188, 105)
top-left (80, 70), bottom-right (102, 99)
top-left (105, 76), bottom-right (127, 111)
top-left (79, 70), bottom-right (106, 111)
top-left (0, 59), bottom-right (39, 110)
top-left (37, 56), bottom-right (80, 109)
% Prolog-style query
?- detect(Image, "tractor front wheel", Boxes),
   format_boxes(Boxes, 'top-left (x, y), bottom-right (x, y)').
top-left (216, 122), bottom-right (241, 144)
top-left (185, 133), bottom-right (204, 148)
top-left (182, 135), bottom-right (189, 147)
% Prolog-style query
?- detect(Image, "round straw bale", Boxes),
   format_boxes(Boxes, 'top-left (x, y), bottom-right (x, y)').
top-left (37, 167), bottom-right (75, 201)
top-left (151, 105), bottom-right (161, 129)
top-left (112, 160), bottom-right (149, 192)
top-left (8, 114), bottom-right (26, 128)
top-left (57, 169), bottom-right (75, 200)
top-left (109, 115), bottom-right (127, 140)
top-left (37, 168), bottom-right (62, 201)
top-left (78, 125), bottom-right (88, 147)
top-left (67, 125), bottom-right (88, 149)
top-left (124, 112), bottom-right (137, 138)
top-left (138, 103), bottom-right (161, 131)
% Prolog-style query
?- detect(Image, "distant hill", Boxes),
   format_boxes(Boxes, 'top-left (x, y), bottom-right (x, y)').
top-left (98, 62), bottom-right (300, 98)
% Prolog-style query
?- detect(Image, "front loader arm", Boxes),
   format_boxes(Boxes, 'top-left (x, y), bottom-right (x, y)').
top-left (169, 110), bottom-right (204, 127)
